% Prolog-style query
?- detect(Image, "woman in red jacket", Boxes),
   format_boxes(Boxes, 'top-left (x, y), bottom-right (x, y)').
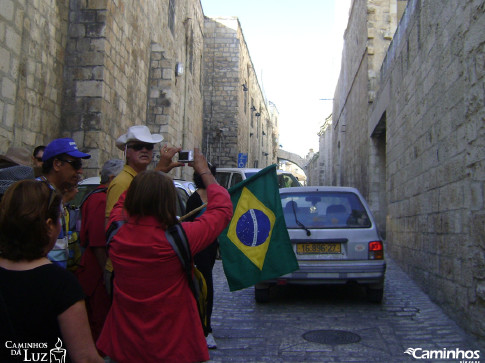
top-left (97, 149), bottom-right (232, 363)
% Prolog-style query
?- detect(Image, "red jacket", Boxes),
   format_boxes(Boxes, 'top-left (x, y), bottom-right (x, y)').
top-left (75, 185), bottom-right (111, 342)
top-left (97, 184), bottom-right (232, 363)
top-left (76, 185), bottom-right (108, 295)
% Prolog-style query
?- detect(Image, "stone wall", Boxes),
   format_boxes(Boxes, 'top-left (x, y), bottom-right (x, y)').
top-left (376, 0), bottom-right (485, 339)
top-left (0, 0), bottom-right (70, 149)
top-left (334, 0), bottom-right (485, 340)
top-left (203, 17), bottom-right (276, 169)
top-left (63, 0), bottom-right (205, 180)
top-left (332, 0), bottom-right (396, 232)
top-left (0, 0), bottom-right (205, 181)
top-left (202, 17), bottom-right (240, 167)
top-left (314, 114), bottom-right (333, 186)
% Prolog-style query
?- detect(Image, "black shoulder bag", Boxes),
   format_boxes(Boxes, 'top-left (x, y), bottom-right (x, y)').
top-left (165, 224), bottom-right (208, 335)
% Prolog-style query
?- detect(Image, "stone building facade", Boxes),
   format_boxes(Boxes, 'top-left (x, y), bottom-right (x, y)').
top-left (310, 113), bottom-right (333, 186)
top-left (202, 16), bottom-right (277, 169)
top-left (332, 0), bottom-right (402, 234)
top-left (1, 0), bottom-right (205, 181)
top-left (330, 0), bottom-right (485, 340)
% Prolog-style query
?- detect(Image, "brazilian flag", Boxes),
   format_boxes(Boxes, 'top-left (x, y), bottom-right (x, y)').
top-left (219, 164), bottom-right (299, 291)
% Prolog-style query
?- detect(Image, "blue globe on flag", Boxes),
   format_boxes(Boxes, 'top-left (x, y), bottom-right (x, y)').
top-left (235, 209), bottom-right (271, 247)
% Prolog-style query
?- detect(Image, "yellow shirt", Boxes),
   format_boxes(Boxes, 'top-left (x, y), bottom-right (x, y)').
top-left (105, 164), bottom-right (137, 272)
top-left (105, 164), bottom-right (137, 218)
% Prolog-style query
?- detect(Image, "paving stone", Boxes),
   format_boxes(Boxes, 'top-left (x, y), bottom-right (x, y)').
top-left (208, 257), bottom-right (484, 362)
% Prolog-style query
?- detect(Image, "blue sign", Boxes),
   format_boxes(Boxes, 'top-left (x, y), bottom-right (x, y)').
top-left (238, 153), bottom-right (248, 168)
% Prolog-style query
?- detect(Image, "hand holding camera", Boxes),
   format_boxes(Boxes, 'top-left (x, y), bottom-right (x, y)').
top-left (155, 145), bottom-right (184, 173)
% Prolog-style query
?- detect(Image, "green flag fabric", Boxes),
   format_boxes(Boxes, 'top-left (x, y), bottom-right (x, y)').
top-left (219, 164), bottom-right (299, 291)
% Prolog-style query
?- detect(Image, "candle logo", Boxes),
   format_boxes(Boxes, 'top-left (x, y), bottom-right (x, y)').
top-left (50, 338), bottom-right (66, 363)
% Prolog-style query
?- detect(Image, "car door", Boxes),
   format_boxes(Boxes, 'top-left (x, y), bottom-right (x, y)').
top-left (215, 171), bottom-right (231, 189)
top-left (228, 172), bottom-right (243, 188)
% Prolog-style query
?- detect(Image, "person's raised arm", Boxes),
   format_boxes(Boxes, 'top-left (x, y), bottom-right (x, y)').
top-left (155, 145), bottom-right (184, 173)
top-left (182, 149), bottom-right (232, 254)
top-left (191, 148), bottom-right (218, 187)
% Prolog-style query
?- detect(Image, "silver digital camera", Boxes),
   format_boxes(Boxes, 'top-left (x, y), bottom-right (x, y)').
top-left (178, 150), bottom-right (194, 162)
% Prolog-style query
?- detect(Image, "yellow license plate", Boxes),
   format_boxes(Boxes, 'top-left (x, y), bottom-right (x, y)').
top-left (296, 243), bottom-right (341, 254)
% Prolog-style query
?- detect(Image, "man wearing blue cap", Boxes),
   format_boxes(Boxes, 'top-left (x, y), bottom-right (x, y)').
top-left (38, 138), bottom-right (91, 268)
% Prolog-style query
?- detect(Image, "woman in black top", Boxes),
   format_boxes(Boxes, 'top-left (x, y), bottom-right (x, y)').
top-left (184, 163), bottom-right (219, 349)
top-left (0, 180), bottom-right (103, 363)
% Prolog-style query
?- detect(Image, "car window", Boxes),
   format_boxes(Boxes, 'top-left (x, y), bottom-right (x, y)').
top-left (244, 172), bottom-right (258, 178)
top-left (186, 182), bottom-right (196, 194)
top-left (281, 191), bottom-right (371, 229)
top-left (69, 184), bottom-right (99, 208)
top-left (229, 173), bottom-right (243, 188)
top-left (215, 172), bottom-right (231, 189)
top-left (278, 174), bottom-right (300, 188)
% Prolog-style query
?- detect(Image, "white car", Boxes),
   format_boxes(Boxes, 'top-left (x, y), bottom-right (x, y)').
top-left (215, 167), bottom-right (300, 189)
top-left (72, 176), bottom-right (195, 217)
top-left (255, 186), bottom-right (386, 303)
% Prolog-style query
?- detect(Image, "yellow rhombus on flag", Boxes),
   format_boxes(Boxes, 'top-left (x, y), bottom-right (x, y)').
top-left (226, 186), bottom-right (276, 270)
top-left (219, 164), bottom-right (299, 291)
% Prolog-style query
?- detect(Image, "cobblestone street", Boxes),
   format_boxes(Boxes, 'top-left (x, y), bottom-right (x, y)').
top-left (208, 257), bottom-right (484, 362)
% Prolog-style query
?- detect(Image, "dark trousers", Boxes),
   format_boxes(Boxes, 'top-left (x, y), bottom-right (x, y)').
top-left (194, 241), bottom-right (218, 334)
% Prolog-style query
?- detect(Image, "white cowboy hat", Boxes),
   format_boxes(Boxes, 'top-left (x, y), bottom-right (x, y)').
top-left (115, 125), bottom-right (164, 150)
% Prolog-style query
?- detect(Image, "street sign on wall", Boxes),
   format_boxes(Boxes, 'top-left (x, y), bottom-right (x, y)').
top-left (238, 153), bottom-right (248, 168)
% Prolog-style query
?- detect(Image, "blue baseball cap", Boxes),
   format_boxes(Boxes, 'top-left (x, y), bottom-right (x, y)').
top-left (42, 138), bottom-right (91, 161)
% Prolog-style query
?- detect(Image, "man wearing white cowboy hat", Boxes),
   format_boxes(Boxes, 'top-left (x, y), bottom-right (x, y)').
top-left (105, 125), bottom-right (184, 218)
top-left (104, 125), bottom-right (184, 295)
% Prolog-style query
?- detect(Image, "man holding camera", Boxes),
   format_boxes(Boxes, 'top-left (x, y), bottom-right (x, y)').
top-left (104, 125), bottom-right (184, 294)
top-left (105, 125), bottom-right (184, 217)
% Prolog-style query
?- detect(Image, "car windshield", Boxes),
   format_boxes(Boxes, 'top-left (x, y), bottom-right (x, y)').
top-left (245, 172), bottom-right (300, 188)
top-left (281, 191), bottom-right (371, 229)
top-left (244, 172), bottom-right (258, 178)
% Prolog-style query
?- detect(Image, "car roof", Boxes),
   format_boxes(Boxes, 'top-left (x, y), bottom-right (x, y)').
top-left (279, 186), bottom-right (362, 194)
top-left (217, 167), bottom-right (294, 175)
top-left (173, 179), bottom-right (196, 194)
top-left (80, 176), bottom-right (195, 193)
top-left (216, 168), bottom-right (261, 173)
top-left (276, 169), bottom-right (295, 175)
top-left (79, 176), bottom-right (101, 185)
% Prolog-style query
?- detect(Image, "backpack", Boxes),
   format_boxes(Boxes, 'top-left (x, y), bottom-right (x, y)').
top-left (66, 187), bottom-right (108, 272)
top-left (165, 224), bottom-right (208, 335)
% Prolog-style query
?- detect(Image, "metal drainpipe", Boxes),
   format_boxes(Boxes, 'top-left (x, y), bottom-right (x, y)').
top-left (207, 31), bottom-right (216, 165)
top-left (182, 22), bottom-right (190, 151)
top-left (181, 17), bottom-right (191, 179)
top-left (247, 94), bottom-right (251, 167)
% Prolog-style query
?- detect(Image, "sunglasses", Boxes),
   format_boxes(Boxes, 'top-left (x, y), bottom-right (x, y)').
top-left (127, 143), bottom-right (154, 151)
top-left (57, 158), bottom-right (83, 170)
top-left (35, 157), bottom-right (43, 162)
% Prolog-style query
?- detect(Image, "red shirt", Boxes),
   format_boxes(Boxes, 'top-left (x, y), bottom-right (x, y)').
top-left (97, 184), bottom-right (232, 363)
